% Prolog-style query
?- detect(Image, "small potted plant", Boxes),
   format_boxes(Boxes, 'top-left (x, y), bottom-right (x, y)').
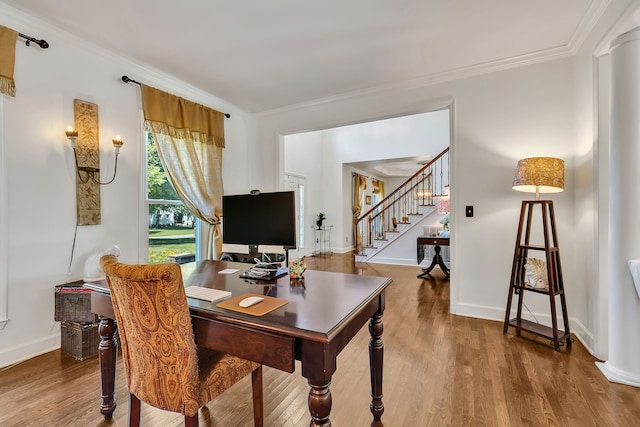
top-left (439, 212), bottom-right (450, 231)
top-left (316, 213), bottom-right (326, 229)
top-left (439, 212), bottom-right (450, 237)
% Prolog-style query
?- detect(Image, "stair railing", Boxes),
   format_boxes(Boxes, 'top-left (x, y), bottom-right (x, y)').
top-left (354, 147), bottom-right (449, 255)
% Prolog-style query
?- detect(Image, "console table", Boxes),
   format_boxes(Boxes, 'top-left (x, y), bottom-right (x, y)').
top-left (417, 236), bottom-right (450, 278)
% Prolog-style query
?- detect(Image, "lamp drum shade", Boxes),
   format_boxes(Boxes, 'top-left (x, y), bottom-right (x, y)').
top-left (512, 157), bottom-right (564, 194)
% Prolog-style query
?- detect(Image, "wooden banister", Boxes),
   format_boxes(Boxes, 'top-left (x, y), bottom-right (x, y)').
top-left (354, 147), bottom-right (449, 255)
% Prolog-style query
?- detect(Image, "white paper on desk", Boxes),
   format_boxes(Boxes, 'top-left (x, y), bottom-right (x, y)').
top-left (218, 269), bottom-right (239, 274)
top-left (185, 286), bottom-right (232, 302)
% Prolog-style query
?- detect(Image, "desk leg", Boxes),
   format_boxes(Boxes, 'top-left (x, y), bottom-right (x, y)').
top-left (308, 381), bottom-right (332, 426)
top-left (369, 311), bottom-right (384, 421)
top-left (98, 316), bottom-right (117, 419)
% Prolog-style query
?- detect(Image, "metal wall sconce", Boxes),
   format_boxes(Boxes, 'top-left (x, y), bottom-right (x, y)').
top-left (65, 126), bottom-right (123, 185)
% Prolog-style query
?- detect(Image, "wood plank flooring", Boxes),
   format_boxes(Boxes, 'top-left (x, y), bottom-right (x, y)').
top-left (1, 253), bottom-right (639, 426)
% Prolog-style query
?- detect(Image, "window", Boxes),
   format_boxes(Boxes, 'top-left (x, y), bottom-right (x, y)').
top-left (145, 133), bottom-right (196, 263)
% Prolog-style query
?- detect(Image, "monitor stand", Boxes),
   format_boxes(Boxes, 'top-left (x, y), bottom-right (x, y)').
top-left (220, 245), bottom-right (287, 266)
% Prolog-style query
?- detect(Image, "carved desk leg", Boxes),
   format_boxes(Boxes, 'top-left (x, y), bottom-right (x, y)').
top-left (369, 311), bottom-right (384, 421)
top-left (98, 316), bottom-right (117, 419)
top-left (308, 380), bottom-right (332, 427)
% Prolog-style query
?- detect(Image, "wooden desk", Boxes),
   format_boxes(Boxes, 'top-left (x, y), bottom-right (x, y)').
top-left (417, 236), bottom-right (450, 278)
top-left (88, 260), bottom-right (392, 426)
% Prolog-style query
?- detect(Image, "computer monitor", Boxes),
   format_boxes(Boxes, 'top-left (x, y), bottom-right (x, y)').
top-left (222, 191), bottom-right (296, 250)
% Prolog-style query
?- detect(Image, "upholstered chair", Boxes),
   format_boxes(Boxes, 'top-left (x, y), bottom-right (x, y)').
top-left (100, 255), bottom-right (263, 427)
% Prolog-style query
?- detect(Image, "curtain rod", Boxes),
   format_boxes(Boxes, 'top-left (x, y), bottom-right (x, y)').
top-left (121, 75), bottom-right (231, 118)
top-left (18, 33), bottom-right (49, 49)
top-left (352, 172), bottom-right (369, 179)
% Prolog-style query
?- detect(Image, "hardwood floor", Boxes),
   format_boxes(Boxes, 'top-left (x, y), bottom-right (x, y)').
top-left (1, 253), bottom-right (639, 426)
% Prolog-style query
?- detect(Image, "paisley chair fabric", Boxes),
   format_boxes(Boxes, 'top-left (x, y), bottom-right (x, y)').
top-left (100, 254), bottom-right (262, 426)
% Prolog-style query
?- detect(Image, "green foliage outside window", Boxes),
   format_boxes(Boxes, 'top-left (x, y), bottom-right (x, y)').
top-left (147, 133), bottom-right (195, 263)
top-left (147, 133), bottom-right (178, 201)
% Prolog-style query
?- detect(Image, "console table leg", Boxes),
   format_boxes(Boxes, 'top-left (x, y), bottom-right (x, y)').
top-left (308, 381), bottom-right (332, 426)
top-left (418, 244), bottom-right (449, 278)
top-left (98, 316), bottom-right (117, 419)
top-left (369, 312), bottom-right (384, 421)
top-left (435, 246), bottom-right (450, 276)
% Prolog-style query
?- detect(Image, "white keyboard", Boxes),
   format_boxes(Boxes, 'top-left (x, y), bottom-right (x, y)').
top-left (185, 286), bottom-right (232, 302)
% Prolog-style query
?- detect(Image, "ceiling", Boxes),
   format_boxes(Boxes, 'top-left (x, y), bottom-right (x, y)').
top-left (2, 0), bottom-right (603, 113)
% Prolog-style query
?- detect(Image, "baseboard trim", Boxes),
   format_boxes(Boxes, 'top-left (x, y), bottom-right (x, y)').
top-left (456, 302), bottom-right (594, 354)
top-left (364, 256), bottom-right (423, 266)
top-left (0, 331), bottom-right (60, 369)
top-left (596, 361), bottom-right (640, 388)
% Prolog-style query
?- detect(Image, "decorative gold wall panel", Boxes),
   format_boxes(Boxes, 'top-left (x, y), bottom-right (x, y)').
top-left (73, 99), bottom-right (101, 225)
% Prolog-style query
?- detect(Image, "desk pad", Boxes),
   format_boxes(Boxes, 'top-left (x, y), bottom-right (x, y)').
top-left (216, 293), bottom-right (288, 316)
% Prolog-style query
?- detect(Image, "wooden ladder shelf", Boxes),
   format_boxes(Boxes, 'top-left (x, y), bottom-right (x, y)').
top-left (503, 200), bottom-right (572, 351)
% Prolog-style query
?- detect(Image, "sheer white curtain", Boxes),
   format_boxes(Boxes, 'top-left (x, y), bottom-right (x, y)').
top-left (141, 84), bottom-right (225, 259)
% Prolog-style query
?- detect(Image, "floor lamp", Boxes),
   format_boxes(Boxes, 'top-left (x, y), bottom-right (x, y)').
top-left (504, 157), bottom-right (571, 351)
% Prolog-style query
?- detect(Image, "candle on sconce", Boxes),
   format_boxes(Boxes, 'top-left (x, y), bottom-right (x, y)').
top-left (64, 126), bottom-right (78, 149)
top-left (112, 135), bottom-right (124, 155)
top-left (64, 124), bottom-right (123, 185)
top-left (65, 125), bottom-right (78, 138)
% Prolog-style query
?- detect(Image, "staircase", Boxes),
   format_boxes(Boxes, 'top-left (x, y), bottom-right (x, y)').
top-left (354, 147), bottom-right (449, 263)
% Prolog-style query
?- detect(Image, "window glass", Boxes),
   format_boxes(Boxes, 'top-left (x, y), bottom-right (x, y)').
top-left (146, 133), bottom-right (196, 263)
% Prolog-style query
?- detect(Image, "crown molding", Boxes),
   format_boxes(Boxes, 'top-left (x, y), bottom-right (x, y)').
top-left (255, 43), bottom-right (575, 119)
top-left (256, 0), bottom-right (612, 118)
top-left (594, 0), bottom-right (640, 56)
top-left (567, 0), bottom-right (612, 55)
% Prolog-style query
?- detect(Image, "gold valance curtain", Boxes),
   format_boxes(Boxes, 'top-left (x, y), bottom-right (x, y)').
top-left (353, 174), bottom-right (367, 218)
top-left (353, 174), bottom-right (367, 250)
top-left (0, 26), bottom-right (18, 97)
top-left (141, 84), bottom-right (226, 259)
top-left (372, 179), bottom-right (384, 198)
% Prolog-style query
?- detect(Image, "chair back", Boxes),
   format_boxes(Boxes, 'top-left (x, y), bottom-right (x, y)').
top-left (100, 254), bottom-right (201, 415)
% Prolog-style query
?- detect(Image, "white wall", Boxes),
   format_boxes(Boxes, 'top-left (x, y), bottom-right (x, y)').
top-left (0, 4), bottom-right (253, 367)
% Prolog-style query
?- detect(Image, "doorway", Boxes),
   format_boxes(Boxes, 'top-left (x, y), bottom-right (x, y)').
top-left (282, 108), bottom-right (451, 266)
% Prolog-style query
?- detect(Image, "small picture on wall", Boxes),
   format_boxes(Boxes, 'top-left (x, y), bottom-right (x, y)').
top-left (365, 195), bottom-right (372, 205)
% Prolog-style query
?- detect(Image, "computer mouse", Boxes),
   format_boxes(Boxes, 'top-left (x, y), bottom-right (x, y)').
top-left (239, 296), bottom-right (265, 308)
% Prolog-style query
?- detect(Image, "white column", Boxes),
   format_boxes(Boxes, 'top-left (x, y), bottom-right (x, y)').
top-left (596, 28), bottom-right (640, 387)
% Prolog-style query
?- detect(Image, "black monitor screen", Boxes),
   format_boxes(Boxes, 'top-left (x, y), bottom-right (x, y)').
top-left (222, 191), bottom-right (296, 249)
